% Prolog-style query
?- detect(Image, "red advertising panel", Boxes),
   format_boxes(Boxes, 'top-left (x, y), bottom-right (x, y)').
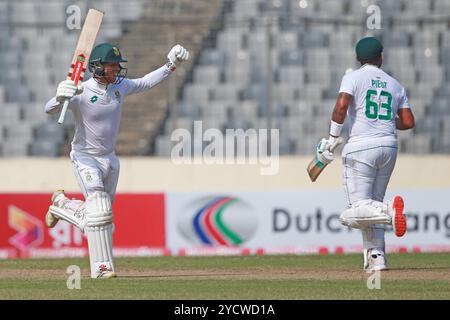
top-left (0, 193), bottom-right (165, 258)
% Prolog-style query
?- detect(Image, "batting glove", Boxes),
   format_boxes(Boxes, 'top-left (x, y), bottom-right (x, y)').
top-left (167, 44), bottom-right (190, 69)
top-left (56, 80), bottom-right (83, 103)
top-left (316, 138), bottom-right (335, 165)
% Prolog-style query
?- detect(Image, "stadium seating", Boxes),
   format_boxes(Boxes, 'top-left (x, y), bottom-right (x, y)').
top-left (0, 0), bottom-right (449, 157)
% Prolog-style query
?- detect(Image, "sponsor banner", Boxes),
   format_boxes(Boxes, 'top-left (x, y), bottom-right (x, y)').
top-left (0, 193), bottom-right (165, 258)
top-left (166, 190), bottom-right (450, 254)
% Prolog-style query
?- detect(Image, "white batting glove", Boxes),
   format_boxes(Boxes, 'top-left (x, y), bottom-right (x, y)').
top-left (316, 138), bottom-right (335, 165)
top-left (167, 44), bottom-right (190, 67)
top-left (56, 80), bottom-right (83, 103)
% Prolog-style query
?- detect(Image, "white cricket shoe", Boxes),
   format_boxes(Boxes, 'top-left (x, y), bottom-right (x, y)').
top-left (45, 190), bottom-right (66, 228)
top-left (98, 271), bottom-right (117, 279)
top-left (95, 264), bottom-right (117, 279)
top-left (364, 248), bottom-right (387, 272)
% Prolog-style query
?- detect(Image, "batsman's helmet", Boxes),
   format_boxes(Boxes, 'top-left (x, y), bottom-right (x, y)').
top-left (88, 43), bottom-right (127, 83)
top-left (355, 37), bottom-right (383, 61)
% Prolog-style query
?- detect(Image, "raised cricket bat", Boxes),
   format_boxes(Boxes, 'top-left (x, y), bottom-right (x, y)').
top-left (307, 137), bottom-right (345, 182)
top-left (58, 9), bottom-right (104, 124)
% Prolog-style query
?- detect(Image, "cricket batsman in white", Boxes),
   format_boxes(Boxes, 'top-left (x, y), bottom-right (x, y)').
top-left (44, 43), bottom-right (189, 278)
top-left (315, 37), bottom-right (415, 271)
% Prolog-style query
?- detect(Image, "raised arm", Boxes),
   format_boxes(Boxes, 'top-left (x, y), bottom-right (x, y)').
top-left (124, 44), bottom-right (189, 95)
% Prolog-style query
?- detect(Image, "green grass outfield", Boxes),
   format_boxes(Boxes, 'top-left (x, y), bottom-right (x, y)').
top-left (0, 253), bottom-right (449, 300)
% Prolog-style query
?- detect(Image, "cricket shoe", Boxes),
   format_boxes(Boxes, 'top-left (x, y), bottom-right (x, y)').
top-left (97, 271), bottom-right (117, 279)
top-left (45, 190), bottom-right (66, 228)
top-left (390, 196), bottom-right (406, 237)
top-left (96, 264), bottom-right (117, 279)
top-left (364, 248), bottom-right (387, 272)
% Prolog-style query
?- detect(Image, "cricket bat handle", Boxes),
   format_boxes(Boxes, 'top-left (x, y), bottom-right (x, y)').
top-left (58, 99), bottom-right (70, 124)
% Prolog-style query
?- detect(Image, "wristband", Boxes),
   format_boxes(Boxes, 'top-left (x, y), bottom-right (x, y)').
top-left (330, 120), bottom-right (343, 137)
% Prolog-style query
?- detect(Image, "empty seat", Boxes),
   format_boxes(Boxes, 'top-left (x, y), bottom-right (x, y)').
top-left (413, 48), bottom-right (439, 66)
top-left (429, 98), bottom-right (448, 115)
top-left (183, 84), bottom-right (210, 105)
top-left (30, 140), bottom-right (59, 157)
top-left (417, 66), bottom-right (444, 88)
top-left (304, 49), bottom-right (330, 68)
top-left (211, 85), bottom-right (239, 101)
top-left (434, 0), bottom-right (450, 13)
top-left (233, 101), bottom-right (258, 119)
top-left (193, 66), bottom-right (221, 84)
top-left (34, 122), bottom-right (64, 144)
top-left (279, 50), bottom-right (304, 66)
top-left (224, 67), bottom-right (251, 85)
top-left (22, 103), bottom-right (48, 124)
top-left (305, 69), bottom-right (331, 84)
top-left (290, 0), bottom-right (317, 17)
top-left (384, 48), bottom-right (413, 66)
top-left (278, 66), bottom-right (304, 85)
top-left (176, 102), bottom-right (202, 117)
top-left (217, 31), bottom-right (244, 53)
top-left (272, 85), bottom-right (300, 103)
top-left (199, 49), bottom-right (226, 66)
top-left (202, 101), bottom-right (230, 118)
top-left (403, 0), bottom-right (431, 16)
top-left (301, 32), bottom-right (328, 48)
top-left (0, 103), bottom-right (21, 123)
top-left (275, 32), bottom-right (299, 51)
top-left (1, 140), bottom-right (29, 157)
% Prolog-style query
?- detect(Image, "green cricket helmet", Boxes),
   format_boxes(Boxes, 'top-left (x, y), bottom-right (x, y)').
top-left (355, 37), bottom-right (383, 61)
top-left (88, 43), bottom-right (128, 83)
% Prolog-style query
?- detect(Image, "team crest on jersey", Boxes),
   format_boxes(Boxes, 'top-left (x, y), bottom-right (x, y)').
top-left (114, 90), bottom-right (121, 101)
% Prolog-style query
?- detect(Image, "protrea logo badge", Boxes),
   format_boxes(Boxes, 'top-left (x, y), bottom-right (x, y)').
top-left (178, 196), bottom-right (258, 246)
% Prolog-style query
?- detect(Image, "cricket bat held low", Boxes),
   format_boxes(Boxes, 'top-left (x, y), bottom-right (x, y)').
top-left (58, 9), bottom-right (104, 124)
top-left (307, 137), bottom-right (345, 182)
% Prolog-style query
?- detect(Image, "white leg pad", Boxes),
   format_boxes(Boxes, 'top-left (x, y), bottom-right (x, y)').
top-left (339, 199), bottom-right (392, 229)
top-left (84, 191), bottom-right (115, 278)
top-left (86, 224), bottom-right (115, 278)
top-left (47, 199), bottom-right (87, 231)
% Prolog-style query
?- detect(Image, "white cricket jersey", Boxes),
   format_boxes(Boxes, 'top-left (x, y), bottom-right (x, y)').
top-left (45, 65), bottom-right (172, 156)
top-left (339, 64), bottom-right (410, 144)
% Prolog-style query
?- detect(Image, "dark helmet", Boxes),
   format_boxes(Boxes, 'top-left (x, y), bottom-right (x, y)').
top-left (355, 37), bottom-right (383, 61)
top-left (88, 43), bottom-right (128, 83)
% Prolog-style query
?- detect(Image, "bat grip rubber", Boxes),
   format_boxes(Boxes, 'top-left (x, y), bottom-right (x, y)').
top-left (58, 99), bottom-right (70, 124)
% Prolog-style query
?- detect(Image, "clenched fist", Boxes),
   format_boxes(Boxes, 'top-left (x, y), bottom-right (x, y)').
top-left (167, 44), bottom-right (189, 68)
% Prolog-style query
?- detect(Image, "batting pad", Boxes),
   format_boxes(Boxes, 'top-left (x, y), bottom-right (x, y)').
top-left (339, 202), bottom-right (392, 229)
top-left (86, 224), bottom-right (115, 278)
top-left (47, 199), bottom-right (87, 231)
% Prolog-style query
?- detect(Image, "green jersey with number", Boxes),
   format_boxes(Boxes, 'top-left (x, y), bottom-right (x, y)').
top-left (338, 64), bottom-right (410, 143)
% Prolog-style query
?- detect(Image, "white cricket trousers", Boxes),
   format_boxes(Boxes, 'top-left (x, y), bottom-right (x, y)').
top-left (341, 138), bottom-right (398, 252)
top-left (70, 150), bottom-right (120, 202)
top-left (342, 142), bottom-right (397, 206)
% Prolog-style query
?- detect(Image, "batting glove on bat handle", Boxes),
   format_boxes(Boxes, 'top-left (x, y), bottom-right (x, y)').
top-left (56, 80), bottom-right (83, 103)
top-left (316, 138), bottom-right (334, 165)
